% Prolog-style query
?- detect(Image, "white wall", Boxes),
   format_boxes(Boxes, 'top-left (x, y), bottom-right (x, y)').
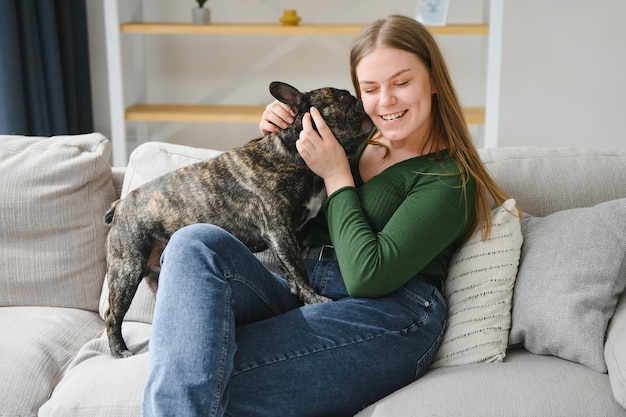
top-left (499, 0), bottom-right (626, 148)
top-left (86, 0), bottom-right (626, 154)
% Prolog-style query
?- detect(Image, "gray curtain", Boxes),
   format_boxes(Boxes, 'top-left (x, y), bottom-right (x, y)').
top-left (0, 0), bottom-right (93, 136)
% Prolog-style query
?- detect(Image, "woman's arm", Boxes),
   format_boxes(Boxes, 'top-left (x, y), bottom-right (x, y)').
top-left (327, 169), bottom-right (473, 298)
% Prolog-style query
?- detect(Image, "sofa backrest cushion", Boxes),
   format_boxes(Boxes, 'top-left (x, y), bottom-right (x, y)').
top-left (102, 143), bottom-right (626, 328)
top-left (0, 134), bottom-right (115, 311)
top-left (478, 147), bottom-right (626, 217)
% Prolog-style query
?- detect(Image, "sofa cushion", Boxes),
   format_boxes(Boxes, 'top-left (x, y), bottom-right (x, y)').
top-left (509, 198), bottom-right (626, 373)
top-left (0, 133), bottom-right (115, 311)
top-left (99, 142), bottom-right (223, 324)
top-left (0, 307), bottom-right (103, 417)
top-left (606, 291), bottom-right (626, 408)
top-left (431, 199), bottom-right (522, 368)
top-left (39, 322), bottom-right (150, 417)
top-left (478, 147), bottom-right (626, 217)
top-left (356, 349), bottom-right (626, 417)
top-left (121, 141), bottom-right (223, 197)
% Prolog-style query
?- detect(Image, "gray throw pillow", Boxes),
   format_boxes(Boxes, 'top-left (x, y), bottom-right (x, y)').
top-left (606, 291), bottom-right (626, 408)
top-left (509, 198), bottom-right (626, 373)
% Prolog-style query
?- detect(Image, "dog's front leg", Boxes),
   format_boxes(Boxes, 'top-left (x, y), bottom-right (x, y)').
top-left (264, 227), bottom-right (331, 304)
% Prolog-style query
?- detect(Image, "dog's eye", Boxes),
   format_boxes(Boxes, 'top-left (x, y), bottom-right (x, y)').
top-left (337, 92), bottom-right (352, 103)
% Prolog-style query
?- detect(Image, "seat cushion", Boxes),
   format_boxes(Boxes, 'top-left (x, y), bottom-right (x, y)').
top-left (357, 349), bottom-right (626, 417)
top-left (0, 307), bottom-right (103, 417)
top-left (38, 322), bottom-right (150, 417)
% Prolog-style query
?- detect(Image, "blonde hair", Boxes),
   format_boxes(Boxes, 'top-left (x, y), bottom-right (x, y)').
top-left (350, 15), bottom-right (516, 239)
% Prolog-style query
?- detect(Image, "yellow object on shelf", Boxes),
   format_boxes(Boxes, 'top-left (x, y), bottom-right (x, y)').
top-left (280, 10), bottom-right (301, 26)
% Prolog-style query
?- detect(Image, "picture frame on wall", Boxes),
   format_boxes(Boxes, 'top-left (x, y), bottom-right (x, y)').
top-left (415, 0), bottom-right (450, 26)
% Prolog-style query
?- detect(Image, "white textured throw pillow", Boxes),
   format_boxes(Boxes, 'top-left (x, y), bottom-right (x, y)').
top-left (431, 199), bottom-right (522, 368)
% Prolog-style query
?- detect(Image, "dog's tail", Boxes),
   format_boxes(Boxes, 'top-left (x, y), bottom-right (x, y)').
top-left (103, 200), bottom-right (120, 226)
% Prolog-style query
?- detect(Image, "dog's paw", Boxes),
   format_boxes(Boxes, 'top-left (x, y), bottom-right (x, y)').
top-left (112, 349), bottom-right (134, 359)
top-left (303, 292), bottom-right (332, 305)
top-left (288, 280), bottom-right (332, 304)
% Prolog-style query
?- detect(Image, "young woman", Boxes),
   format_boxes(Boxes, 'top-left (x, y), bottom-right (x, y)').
top-left (143, 15), bottom-right (512, 417)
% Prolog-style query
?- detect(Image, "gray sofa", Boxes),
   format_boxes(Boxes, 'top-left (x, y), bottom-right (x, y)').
top-left (1, 133), bottom-right (625, 417)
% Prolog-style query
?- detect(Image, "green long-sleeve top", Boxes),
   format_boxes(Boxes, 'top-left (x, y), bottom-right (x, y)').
top-left (300, 145), bottom-right (475, 298)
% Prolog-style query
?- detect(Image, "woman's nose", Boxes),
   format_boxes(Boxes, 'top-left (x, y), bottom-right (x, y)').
top-left (379, 88), bottom-right (397, 106)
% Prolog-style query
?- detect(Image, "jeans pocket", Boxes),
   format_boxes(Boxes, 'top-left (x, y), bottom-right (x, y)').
top-left (388, 278), bottom-right (448, 379)
top-left (304, 259), bottom-right (350, 301)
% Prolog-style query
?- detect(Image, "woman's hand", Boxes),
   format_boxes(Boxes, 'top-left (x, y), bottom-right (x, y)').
top-left (259, 100), bottom-right (295, 136)
top-left (296, 107), bottom-right (355, 194)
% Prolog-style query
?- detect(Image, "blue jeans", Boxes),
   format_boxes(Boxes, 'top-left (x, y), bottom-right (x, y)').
top-left (143, 224), bottom-right (447, 417)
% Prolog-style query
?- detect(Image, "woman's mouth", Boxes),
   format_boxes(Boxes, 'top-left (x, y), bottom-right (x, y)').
top-left (380, 110), bottom-right (407, 122)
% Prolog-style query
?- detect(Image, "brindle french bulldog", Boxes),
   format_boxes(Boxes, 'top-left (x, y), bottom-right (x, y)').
top-left (103, 81), bottom-right (374, 358)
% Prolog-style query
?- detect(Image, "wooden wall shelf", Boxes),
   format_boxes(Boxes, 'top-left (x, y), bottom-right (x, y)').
top-left (105, 0), bottom-right (503, 165)
top-left (120, 22), bottom-right (488, 126)
top-left (120, 22), bottom-right (489, 36)
top-left (126, 104), bottom-right (485, 125)
top-left (126, 104), bottom-right (267, 123)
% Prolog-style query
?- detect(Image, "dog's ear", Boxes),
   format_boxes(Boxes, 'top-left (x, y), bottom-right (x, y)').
top-left (269, 82), bottom-right (307, 114)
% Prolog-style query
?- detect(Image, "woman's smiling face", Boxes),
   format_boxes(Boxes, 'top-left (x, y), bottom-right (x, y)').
top-left (356, 47), bottom-right (436, 146)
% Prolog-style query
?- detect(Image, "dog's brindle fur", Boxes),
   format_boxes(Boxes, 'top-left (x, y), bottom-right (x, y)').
top-left (104, 81), bottom-right (374, 358)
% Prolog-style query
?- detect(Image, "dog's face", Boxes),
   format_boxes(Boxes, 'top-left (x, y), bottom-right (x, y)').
top-left (269, 81), bottom-right (374, 161)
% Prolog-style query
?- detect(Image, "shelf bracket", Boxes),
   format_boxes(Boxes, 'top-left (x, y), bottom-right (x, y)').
top-left (104, 0), bottom-right (127, 166)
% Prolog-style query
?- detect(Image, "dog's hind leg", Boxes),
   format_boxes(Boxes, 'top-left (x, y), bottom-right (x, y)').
top-left (104, 228), bottom-right (152, 358)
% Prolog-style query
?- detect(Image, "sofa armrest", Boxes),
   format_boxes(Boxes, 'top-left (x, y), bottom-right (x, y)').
top-left (112, 167), bottom-right (125, 200)
top-left (606, 290), bottom-right (626, 409)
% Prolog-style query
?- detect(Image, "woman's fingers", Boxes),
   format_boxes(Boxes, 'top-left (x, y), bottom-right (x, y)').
top-left (259, 100), bottom-right (295, 135)
top-left (309, 107), bottom-right (332, 140)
